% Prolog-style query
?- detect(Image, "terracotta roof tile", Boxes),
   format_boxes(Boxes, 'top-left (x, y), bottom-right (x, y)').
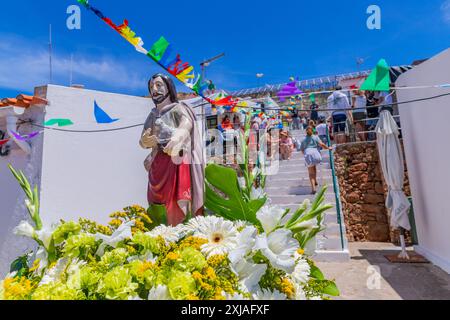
top-left (0, 94), bottom-right (48, 109)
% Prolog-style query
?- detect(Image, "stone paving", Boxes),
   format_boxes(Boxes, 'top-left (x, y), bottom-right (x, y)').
top-left (317, 242), bottom-right (450, 300)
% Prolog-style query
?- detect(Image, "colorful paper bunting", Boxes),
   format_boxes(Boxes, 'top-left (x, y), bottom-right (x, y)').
top-left (277, 81), bottom-right (303, 102)
top-left (10, 131), bottom-right (41, 141)
top-left (45, 119), bottom-right (74, 127)
top-left (94, 101), bottom-right (119, 124)
top-left (360, 59), bottom-right (391, 91)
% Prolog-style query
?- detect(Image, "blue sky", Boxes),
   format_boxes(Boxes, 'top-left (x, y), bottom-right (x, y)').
top-left (0, 0), bottom-right (449, 98)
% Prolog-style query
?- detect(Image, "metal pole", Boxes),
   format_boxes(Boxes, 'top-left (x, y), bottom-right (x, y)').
top-left (49, 24), bottom-right (53, 84)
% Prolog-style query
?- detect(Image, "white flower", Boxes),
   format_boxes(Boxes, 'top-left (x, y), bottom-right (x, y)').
top-left (253, 289), bottom-right (287, 300)
top-left (39, 258), bottom-right (68, 285)
top-left (228, 226), bottom-right (257, 265)
top-left (309, 296), bottom-right (323, 300)
top-left (95, 221), bottom-right (134, 256)
top-left (35, 227), bottom-right (55, 249)
top-left (13, 221), bottom-right (36, 238)
top-left (291, 259), bottom-right (311, 284)
top-left (291, 219), bottom-right (318, 231)
top-left (222, 292), bottom-right (246, 300)
top-left (187, 216), bottom-right (239, 257)
top-left (250, 187), bottom-right (265, 200)
top-left (147, 225), bottom-right (185, 245)
top-left (232, 258), bottom-right (267, 293)
top-left (254, 229), bottom-right (299, 273)
top-left (234, 220), bottom-right (252, 230)
top-left (238, 177), bottom-right (246, 189)
top-left (293, 283), bottom-right (307, 300)
top-left (148, 285), bottom-right (172, 300)
top-left (256, 205), bottom-right (286, 234)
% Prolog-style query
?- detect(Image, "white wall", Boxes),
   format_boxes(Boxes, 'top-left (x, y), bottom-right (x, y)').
top-left (0, 106), bottom-right (45, 276)
top-left (0, 85), bottom-right (205, 276)
top-left (396, 48), bottom-right (450, 274)
top-left (40, 85), bottom-right (153, 225)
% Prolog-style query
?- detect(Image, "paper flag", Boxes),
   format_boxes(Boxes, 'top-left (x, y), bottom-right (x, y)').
top-left (94, 100), bottom-right (119, 124)
top-left (277, 81), bottom-right (303, 102)
top-left (45, 119), bottom-right (74, 127)
top-left (10, 131), bottom-right (40, 141)
top-left (310, 93), bottom-right (316, 103)
top-left (360, 59), bottom-right (391, 91)
top-left (148, 37), bottom-right (170, 62)
top-left (0, 139), bottom-right (9, 146)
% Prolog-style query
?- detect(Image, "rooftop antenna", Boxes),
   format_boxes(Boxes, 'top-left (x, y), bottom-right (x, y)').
top-left (49, 24), bottom-right (53, 84)
top-left (200, 53), bottom-right (225, 80)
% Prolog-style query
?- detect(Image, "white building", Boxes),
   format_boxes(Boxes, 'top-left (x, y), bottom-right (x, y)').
top-left (396, 48), bottom-right (450, 273)
top-left (0, 85), bottom-right (206, 276)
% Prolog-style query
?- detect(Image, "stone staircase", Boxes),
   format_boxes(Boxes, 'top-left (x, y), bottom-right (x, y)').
top-left (264, 130), bottom-right (350, 262)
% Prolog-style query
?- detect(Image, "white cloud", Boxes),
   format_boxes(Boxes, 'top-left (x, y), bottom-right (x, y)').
top-left (0, 34), bottom-right (151, 94)
top-left (442, 0), bottom-right (450, 24)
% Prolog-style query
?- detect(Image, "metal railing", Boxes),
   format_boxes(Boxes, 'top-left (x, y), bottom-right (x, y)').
top-left (326, 126), bottom-right (345, 251)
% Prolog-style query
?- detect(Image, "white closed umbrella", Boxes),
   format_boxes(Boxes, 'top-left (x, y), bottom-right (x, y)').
top-left (376, 109), bottom-right (411, 259)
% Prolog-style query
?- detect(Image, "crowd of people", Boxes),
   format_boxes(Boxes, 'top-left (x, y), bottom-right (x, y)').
top-left (212, 85), bottom-right (395, 194)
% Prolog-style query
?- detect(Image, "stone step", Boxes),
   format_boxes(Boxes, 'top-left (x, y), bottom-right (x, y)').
top-left (278, 165), bottom-right (333, 176)
top-left (268, 194), bottom-right (337, 206)
top-left (266, 174), bottom-right (333, 184)
top-left (316, 235), bottom-right (343, 251)
top-left (312, 249), bottom-right (350, 262)
top-left (265, 186), bottom-right (335, 196)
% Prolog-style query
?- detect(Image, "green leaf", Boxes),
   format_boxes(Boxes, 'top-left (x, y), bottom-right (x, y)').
top-left (310, 264), bottom-right (325, 280)
top-left (205, 164), bottom-right (265, 226)
top-left (10, 254), bottom-right (29, 277)
top-left (322, 281), bottom-right (340, 296)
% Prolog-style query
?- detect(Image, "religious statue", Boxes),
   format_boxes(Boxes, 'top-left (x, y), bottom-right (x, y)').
top-left (140, 73), bottom-right (204, 226)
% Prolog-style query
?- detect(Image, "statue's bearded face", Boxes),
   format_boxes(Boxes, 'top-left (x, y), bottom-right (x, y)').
top-left (149, 76), bottom-right (170, 105)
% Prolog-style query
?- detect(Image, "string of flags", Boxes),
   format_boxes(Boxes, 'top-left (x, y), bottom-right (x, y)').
top-left (77, 0), bottom-right (212, 100)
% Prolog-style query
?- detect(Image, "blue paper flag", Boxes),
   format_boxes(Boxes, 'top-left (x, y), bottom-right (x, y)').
top-left (94, 100), bottom-right (119, 124)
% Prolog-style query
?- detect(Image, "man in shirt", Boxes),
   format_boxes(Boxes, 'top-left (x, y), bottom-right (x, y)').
top-left (327, 86), bottom-right (351, 144)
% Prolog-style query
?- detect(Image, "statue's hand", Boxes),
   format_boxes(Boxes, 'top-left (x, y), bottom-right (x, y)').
top-left (163, 138), bottom-right (182, 157)
top-left (141, 131), bottom-right (158, 149)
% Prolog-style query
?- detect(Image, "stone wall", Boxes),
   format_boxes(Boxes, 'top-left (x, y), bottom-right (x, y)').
top-left (334, 141), bottom-right (412, 244)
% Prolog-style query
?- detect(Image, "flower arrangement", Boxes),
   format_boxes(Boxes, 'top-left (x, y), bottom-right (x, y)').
top-left (1, 165), bottom-right (338, 301)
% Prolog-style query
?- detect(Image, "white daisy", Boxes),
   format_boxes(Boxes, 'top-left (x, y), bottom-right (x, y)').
top-left (253, 289), bottom-right (287, 300)
top-left (222, 291), bottom-right (246, 300)
top-left (291, 259), bottom-right (311, 284)
top-left (187, 216), bottom-right (239, 257)
top-left (293, 283), bottom-right (307, 300)
top-left (254, 229), bottom-right (299, 273)
top-left (147, 225), bottom-right (185, 244)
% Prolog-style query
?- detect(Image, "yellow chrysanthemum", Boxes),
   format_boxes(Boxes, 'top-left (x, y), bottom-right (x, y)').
top-left (280, 278), bottom-right (295, 299)
top-left (178, 237), bottom-right (208, 251)
top-left (166, 252), bottom-right (180, 261)
top-left (3, 277), bottom-right (34, 300)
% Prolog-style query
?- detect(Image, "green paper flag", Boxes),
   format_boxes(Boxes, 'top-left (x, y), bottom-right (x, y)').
top-left (45, 119), bottom-right (74, 127)
top-left (360, 59), bottom-right (391, 91)
top-left (148, 36), bottom-right (170, 62)
top-left (310, 93), bottom-right (316, 103)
